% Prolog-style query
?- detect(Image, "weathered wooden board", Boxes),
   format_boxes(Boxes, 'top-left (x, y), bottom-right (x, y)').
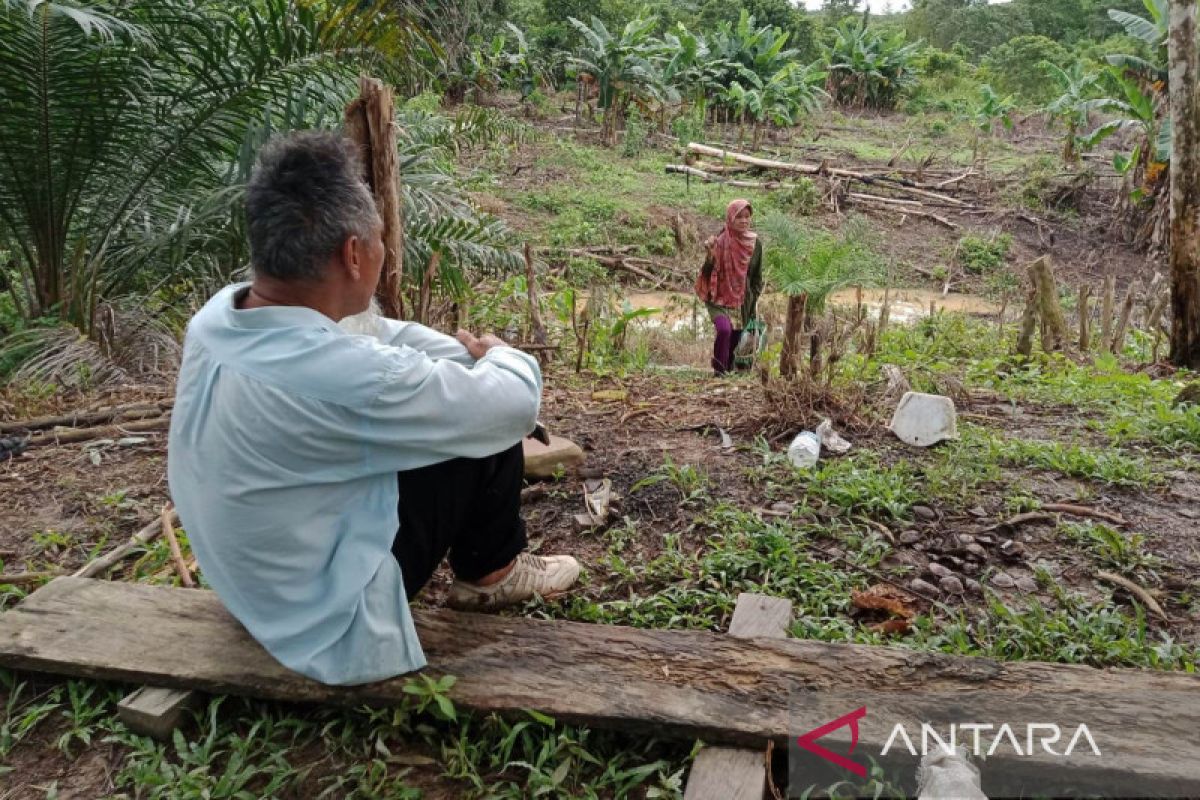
top-left (2, 578), bottom-right (1200, 794)
top-left (684, 593), bottom-right (792, 800)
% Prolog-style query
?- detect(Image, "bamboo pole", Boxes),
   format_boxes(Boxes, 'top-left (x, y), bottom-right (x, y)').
top-left (524, 243), bottom-right (549, 364)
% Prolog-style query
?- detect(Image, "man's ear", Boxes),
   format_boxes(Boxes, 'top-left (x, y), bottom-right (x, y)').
top-left (339, 235), bottom-right (362, 281)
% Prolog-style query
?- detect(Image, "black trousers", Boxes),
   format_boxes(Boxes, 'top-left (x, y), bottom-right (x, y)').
top-left (392, 442), bottom-right (528, 600)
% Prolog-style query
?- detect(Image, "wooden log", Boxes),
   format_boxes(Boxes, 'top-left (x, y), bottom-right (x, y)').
top-left (1111, 280), bottom-right (1141, 354)
top-left (1015, 284), bottom-right (1039, 358)
top-left (0, 400), bottom-right (171, 434)
top-left (5, 578), bottom-right (1200, 796)
top-left (26, 416), bottom-right (169, 448)
top-left (1100, 274), bottom-right (1116, 348)
top-left (666, 164), bottom-right (791, 190)
top-left (685, 594), bottom-right (793, 800)
top-left (1029, 256), bottom-right (1068, 353)
top-left (117, 686), bottom-right (202, 741)
top-left (686, 143), bottom-right (973, 207)
top-left (345, 76), bottom-right (404, 319)
top-left (1078, 284), bottom-right (1092, 351)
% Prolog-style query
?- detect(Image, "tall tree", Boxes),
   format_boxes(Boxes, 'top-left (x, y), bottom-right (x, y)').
top-left (1168, 0), bottom-right (1200, 367)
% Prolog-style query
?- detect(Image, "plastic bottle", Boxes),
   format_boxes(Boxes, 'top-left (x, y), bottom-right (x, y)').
top-left (787, 431), bottom-right (821, 468)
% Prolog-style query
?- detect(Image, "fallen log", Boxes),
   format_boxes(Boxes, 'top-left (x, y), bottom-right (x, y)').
top-left (0, 400), bottom-right (172, 434)
top-left (3, 578), bottom-right (1200, 797)
top-left (686, 143), bottom-right (974, 207)
top-left (26, 416), bottom-right (170, 448)
top-left (666, 164), bottom-right (793, 190)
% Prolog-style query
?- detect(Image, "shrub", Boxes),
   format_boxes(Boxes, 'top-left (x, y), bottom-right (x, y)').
top-left (980, 35), bottom-right (1073, 104)
top-left (956, 232), bottom-right (1012, 274)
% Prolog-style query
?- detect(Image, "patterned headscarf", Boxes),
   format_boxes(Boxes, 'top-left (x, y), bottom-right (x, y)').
top-left (695, 199), bottom-right (757, 308)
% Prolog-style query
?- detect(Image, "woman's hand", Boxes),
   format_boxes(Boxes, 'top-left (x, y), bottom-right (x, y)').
top-left (703, 236), bottom-right (717, 257)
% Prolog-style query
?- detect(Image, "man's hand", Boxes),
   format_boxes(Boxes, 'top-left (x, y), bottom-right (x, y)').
top-left (456, 329), bottom-right (510, 360)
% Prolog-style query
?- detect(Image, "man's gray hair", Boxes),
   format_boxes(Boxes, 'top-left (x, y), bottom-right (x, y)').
top-left (245, 130), bottom-right (382, 281)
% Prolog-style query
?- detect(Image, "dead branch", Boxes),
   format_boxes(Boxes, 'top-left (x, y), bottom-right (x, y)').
top-left (1096, 570), bottom-right (1168, 621)
top-left (161, 502), bottom-right (194, 588)
top-left (74, 508), bottom-right (177, 579)
top-left (1040, 503), bottom-right (1126, 526)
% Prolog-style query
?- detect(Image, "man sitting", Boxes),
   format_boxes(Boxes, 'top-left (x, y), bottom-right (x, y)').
top-left (167, 131), bottom-right (580, 686)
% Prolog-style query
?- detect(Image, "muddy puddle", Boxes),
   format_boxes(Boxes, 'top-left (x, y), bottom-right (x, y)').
top-left (609, 287), bottom-right (1001, 331)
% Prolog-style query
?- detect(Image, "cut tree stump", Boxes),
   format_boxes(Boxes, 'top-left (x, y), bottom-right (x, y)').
top-left (684, 593), bottom-right (792, 800)
top-left (3, 579), bottom-right (1200, 795)
top-left (117, 686), bottom-right (202, 741)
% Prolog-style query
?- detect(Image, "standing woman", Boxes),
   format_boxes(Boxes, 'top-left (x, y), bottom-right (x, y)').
top-left (695, 199), bottom-right (763, 375)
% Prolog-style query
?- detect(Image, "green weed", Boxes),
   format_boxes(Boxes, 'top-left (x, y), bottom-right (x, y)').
top-left (1058, 522), bottom-right (1162, 575)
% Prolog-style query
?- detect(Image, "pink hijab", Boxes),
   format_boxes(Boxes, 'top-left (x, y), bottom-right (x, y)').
top-left (695, 199), bottom-right (757, 308)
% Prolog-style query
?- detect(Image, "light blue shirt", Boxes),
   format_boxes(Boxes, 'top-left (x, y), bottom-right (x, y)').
top-left (167, 284), bottom-right (542, 685)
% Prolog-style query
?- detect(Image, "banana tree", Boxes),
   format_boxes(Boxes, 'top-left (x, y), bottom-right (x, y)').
top-left (1106, 0), bottom-right (1169, 80)
top-left (1042, 62), bottom-right (1105, 164)
top-left (965, 84), bottom-right (1015, 167)
top-left (567, 14), bottom-right (665, 145)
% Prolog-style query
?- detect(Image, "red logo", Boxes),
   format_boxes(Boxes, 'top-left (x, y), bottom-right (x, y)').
top-left (795, 706), bottom-right (868, 777)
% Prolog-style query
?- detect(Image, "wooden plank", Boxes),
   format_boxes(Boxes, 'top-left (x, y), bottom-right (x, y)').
top-left (727, 593), bottom-right (792, 639)
top-left (685, 593), bottom-right (793, 800)
top-left (685, 749), bottom-right (766, 800)
top-left (2, 578), bottom-right (1200, 794)
top-left (117, 686), bottom-right (202, 741)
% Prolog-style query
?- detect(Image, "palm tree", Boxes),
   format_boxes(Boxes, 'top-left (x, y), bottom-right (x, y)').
top-left (0, 0), bottom-right (519, 385)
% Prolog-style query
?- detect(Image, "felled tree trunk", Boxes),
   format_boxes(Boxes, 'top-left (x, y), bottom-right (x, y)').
top-left (345, 76), bottom-right (404, 319)
top-left (1168, 0), bottom-right (1200, 367)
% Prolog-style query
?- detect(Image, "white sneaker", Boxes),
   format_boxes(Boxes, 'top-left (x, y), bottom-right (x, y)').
top-left (447, 553), bottom-right (581, 610)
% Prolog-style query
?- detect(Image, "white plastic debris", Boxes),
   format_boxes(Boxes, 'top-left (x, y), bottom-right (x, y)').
top-left (916, 745), bottom-right (988, 800)
top-left (787, 431), bottom-right (821, 468)
top-left (816, 418), bottom-right (852, 454)
top-left (889, 391), bottom-right (959, 447)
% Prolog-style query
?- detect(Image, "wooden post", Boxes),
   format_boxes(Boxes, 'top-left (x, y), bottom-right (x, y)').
top-left (1078, 285), bottom-right (1091, 351)
top-left (684, 594), bottom-right (792, 800)
top-left (780, 293), bottom-right (806, 379)
top-left (1015, 284), bottom-right (1039, 358)
top-left (1168, 0), bottom-right (1200, 367)
top-left (1029, 256), bottom-right (1068, 353)
top-left (524, 243), bottom-right (548, 363)
top-left (1100, 274), bottom-right (1116, 348)
top-left (1111, 280), bottom-right (1141, 354)
top-left (345, 76), bottom-right (404, 319)
top-left (415, 250), bottom-right (441, 326)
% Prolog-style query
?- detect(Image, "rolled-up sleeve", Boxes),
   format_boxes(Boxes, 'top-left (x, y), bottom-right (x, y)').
top-left (360, 344), bottom-right (542, 469)
top-left (375, 319), bottom-right (476, 367)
